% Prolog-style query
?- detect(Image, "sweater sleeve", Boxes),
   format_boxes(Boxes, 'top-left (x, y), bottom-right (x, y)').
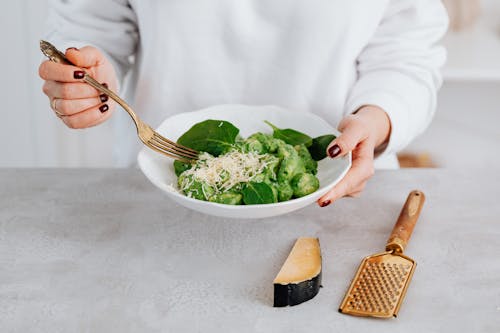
top-left (45, 0), bottom-right (139, 85)
top-left (345, 0), bottom-right (448, 155)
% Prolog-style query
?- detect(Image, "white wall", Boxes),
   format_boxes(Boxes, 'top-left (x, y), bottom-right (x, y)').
top-left (1, 1), bottom-right (499, 168)
top-left (0, 0), bottom-right (114, 167)
top-left (402, 82), bottom-right (500, 168)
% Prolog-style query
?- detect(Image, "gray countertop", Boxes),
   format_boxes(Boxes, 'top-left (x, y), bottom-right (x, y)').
top-left (0, 169), bottom-right (498, 333)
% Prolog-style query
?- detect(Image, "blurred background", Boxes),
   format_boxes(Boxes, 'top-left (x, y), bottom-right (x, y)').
top-left (1, 0), bottom-right (499, 168)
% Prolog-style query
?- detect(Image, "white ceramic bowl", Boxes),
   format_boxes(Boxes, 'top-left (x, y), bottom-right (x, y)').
top-left (137, 105), bottom-right (351, 219)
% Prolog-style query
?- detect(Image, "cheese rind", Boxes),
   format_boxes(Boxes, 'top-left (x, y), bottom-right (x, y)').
top-left (273, 237), bottom-right (322, 307)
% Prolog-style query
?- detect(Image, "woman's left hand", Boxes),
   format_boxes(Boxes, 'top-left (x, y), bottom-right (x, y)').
top-left (317, 105), bottom-right (391, 207)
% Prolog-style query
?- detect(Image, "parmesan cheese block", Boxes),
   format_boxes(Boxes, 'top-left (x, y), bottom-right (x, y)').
top-left (273, 237), bottom-right (322, 307)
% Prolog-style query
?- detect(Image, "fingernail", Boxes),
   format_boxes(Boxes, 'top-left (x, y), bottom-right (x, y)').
top-left (99, 94), bottom-right (108, 103)
top-left (73, 70), bottom-right (85, 79)
top-left (102, 83), bottom-right (108, 88)
top-left (319, 200), bottom-right (331, 207)
top-left (66, 47), bottom-right (79, 52)
top-left (99, 104), bottom-right (109, 113)
top-left (328, 144), bottom-right (341, 158)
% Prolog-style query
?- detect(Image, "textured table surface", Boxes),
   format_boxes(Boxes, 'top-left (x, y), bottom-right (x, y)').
top-left (0, 168), bottom-right (498, 333)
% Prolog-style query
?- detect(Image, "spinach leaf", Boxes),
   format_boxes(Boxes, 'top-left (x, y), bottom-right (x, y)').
top-left (242, 181), bottom-right (277, 205)
top-left (177, 120), bottom-right (240, 156)
top-left (308, 134), bottom-right (336, 161)
top-left (264, 121), bottom-right (312, 147)
top-left (173, 160), bottom-right (192, 177)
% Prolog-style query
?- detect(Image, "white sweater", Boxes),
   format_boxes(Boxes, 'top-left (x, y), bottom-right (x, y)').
top-left (46, 0), bottom-right (448, 167)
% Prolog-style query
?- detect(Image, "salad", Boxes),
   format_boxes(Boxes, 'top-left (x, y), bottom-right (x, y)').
top-left (173, 120), bottom-right (335, 205)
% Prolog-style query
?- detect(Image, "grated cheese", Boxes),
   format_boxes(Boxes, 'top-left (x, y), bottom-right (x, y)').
top-left (179, 151), bottom-right (273, 194)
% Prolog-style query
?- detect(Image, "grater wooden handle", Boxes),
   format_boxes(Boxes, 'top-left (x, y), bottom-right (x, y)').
top-left (386, 190), bottom-right (425, 253)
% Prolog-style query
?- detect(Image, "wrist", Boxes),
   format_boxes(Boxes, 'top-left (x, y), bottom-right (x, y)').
top-left (354, 105), bottom-right (391, 148)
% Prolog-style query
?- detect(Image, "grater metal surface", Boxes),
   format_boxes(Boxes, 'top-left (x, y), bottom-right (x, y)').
top-left (339, 190), bottom-right (425, 318)
top-left (339, 252), bottom-right (416, 317)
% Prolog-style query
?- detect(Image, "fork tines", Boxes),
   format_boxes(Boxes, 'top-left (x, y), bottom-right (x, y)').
top-left (147, 133), bottom-right (198, 163)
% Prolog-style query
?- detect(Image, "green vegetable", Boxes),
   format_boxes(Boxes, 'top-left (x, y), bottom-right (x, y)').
top-left (242, 182), bottom-right (277, 205)
top-left (276, 140), bottom-right (296, 160)
top-left (291, 173), bottom-right (320, 198)
top-left (308, 134), bottom-right (336, 161)
top-left (262, 155), bottom-right (280, 181)
top-left (295, 144), bottom-right (318, 175)
top-left (243, 137), bottom-right (265, 154)
top-left (209, 192), bottom-right (243, 205)
top-left (177, 120), bottom-right (239, 156)
top-left (251, 173), bottom-right (267, 183)
top-left (178, 174), bottom-right (215, 200)
top-left (248, 132), bottom-right (278, 153)
top-left (276, 181), bottom-right (294, 202)
top-left (264, 120), bottom-right (313, 147)
top-left (278, 154), bottom-right (306, 183)
top-left (173, 160), bottom-right (192, 177)
top-left (267, 181), bottom-right (279, 203)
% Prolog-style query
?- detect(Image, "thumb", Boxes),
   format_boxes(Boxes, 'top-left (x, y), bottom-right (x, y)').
top-left (65, 46), bottom-right (104, 68)
top-left (326, 116), bottom-right (369, 158)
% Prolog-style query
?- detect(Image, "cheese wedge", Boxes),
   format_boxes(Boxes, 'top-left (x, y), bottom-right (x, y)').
top-left (273, 237), bottom-right (322, 307)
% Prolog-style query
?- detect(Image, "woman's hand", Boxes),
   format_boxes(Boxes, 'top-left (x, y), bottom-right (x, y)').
top-left (38, 46), bottom-right (118, 129)
top-left (317, 105), bottom-right (391, 207)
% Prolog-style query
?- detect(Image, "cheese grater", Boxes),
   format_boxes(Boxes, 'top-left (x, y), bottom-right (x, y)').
top-left (339, 190), bottom-right (425, 318)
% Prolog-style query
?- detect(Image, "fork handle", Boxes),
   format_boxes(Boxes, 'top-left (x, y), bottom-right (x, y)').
top-left (83, 76), bottom-right (141, 129)
top-left (386, 190), bottom-right (425, 253)
top-left (39, 40), bottom-right (142, 132)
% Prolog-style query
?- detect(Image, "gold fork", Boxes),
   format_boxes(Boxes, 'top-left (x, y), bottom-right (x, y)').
top-left (40, 40), bottom-right (198, 163)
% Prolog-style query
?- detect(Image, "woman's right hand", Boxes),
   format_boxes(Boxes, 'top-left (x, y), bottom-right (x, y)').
top-left (38, 46), bottom-right (118, 129)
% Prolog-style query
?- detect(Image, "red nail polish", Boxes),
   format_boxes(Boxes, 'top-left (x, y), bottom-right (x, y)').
top-left (102, 83), bottom-right (108, 88)
top-left (73, 70), bottom-right (85, 79)
top-left (320, 200), bottom-right (331, 207)
top-left (99, 104), bottom-right (109, 113)
top-left (99, 94), bottom-right (108, 103)
top-left (328, 144), bottom-right (341, 158)
top-left (66, 47), bottom-right (79, 52)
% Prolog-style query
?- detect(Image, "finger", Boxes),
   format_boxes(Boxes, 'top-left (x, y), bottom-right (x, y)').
top-left (326, 117), bottom-right (369, 158)
top-left (66, 46), bottom-right (104, 69)
top-left (318, 142), bottom-right (374, 206)
top-left (347, 191), bottom-right (363, 198)
top-left (38, 60), bottom-right (85, 82)
top-left (345, 183), bottom-right (366, 198)
top-left (85, 102), bottom-right (114, 128)
top-left (317, 158), bottom-right (373, 206)
top-left (42, 81), bottom-right (99, 99)
top-left (60, 103), bottom-right (113, 129)
top-left (51, 95), bottom-right (109, 116)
